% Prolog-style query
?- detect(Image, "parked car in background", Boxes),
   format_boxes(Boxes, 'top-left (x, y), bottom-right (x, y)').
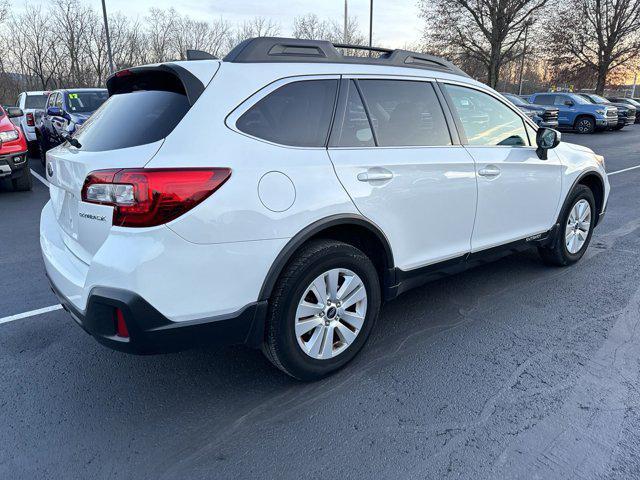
top-left (528, 92), bottom-right (617, 134)
top-left (15, 91), bottom-right (48, 154)
top-left (41, 38), bottom-right (609, 380)
top-left (577, 93), bottom-right (636, 130)
top-left (0, 106), bottom-right (30, 191)
top-left (502, 93), bottom-right (559, 128)
top-left (607, 97), bottom-right (640, 124)
top-left (35, 88), bottom-right (108, 164)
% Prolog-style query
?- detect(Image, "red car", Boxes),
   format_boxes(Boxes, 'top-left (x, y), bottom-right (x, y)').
top-left (0, 106), bottom-right (30, 191)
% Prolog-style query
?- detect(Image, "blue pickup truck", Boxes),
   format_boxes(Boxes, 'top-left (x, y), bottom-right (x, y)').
top-left (35, 88), bottom-right (108, 164)
top-left (528, 92), bottom-right (618, 134)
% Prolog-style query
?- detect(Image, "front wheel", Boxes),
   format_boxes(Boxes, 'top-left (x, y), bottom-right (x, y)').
top-left (575, 117), bottom-right (595, 134)
top-left (262, 239), bottom-right (381, 381)
top-left (538, 185), bottom-right (596, 266)
top-left (613, 124), bottom-right (625, 131)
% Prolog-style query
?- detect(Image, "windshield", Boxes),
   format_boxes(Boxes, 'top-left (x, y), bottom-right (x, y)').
top-left (504, 94), bottom-right (527, 106)
top-left (580, 94), bottom-right (607, 104)
top-left (25, 94), bottom-right (48, 109)
top-left (567, 94), bottom-right (590, 105)
top-left (65, 91), bottom-right (108, 113)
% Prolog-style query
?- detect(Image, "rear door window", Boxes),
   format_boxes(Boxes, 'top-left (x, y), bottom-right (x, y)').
top-left (357, 79), bottom-right (452, 147)
top-left (330, 80), bottom-right (375, 147)
top-left (73, 90), bottom-right (191, 152)
top-left (236, 80), bottom-right (338, 147)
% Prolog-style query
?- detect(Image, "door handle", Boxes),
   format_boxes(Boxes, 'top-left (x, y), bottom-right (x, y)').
top-left (357, 169), bottom-right (394, 182)
top-left (478, 166), bottom-right (501, 178)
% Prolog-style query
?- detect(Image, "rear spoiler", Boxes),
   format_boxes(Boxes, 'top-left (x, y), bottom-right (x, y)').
top-left (105, 63), bottom-right (206, 106)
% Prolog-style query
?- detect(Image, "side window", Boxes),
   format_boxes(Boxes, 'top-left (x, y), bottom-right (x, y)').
top-left (47, 94), bottom-right (56, 109)
top-left (555, 95), bottom-right (569, 106)
top-left (56, 93), bottom-right (63, 109)
top-left (236, 79), bottom-right (338, 147)
top-left (534, 95), bottom-right (554, 106)
top-left (330, 80), bottom-right (374, 147)
top-left (357, 80), bottom-right (451, 147)
top-left (444, 84), bottom-right (529, 147)
top-left (16, 94), bottom-right (22, 107)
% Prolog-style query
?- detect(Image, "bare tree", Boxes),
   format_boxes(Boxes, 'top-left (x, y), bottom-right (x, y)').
top-left (226, 17), bottom-right (280, 51)
top-left (5, 4), bottom-right (63, 90)
top-left (293, 13), bottom-right (366, 56)
top-left (54, 0), bottom-right (95, 86)
top-left (547, 0), bottom-right (640, 94)
top-left (293, 14), bottom-right (334, 40)
top-left (146, 7), bottom-right (177, 63)
top-left (419, 0), bottom-right (548, 88)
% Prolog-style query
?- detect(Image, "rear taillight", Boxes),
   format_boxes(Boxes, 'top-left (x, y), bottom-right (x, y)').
top-left (26, 113), bottom-right (35, 127)
top-left (81, 168), bottom-right (231, 227)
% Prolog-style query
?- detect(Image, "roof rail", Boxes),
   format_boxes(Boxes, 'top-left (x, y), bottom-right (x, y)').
top-left (186, 49), bottom-right (218, 61)
top-left (222, 37), bottom-right (469, 77)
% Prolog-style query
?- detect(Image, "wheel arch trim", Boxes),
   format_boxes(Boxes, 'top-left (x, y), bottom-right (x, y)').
top-left (564, 169), bottom-right (606, 224)
top-left (257, 214), bottom-right (395, 302)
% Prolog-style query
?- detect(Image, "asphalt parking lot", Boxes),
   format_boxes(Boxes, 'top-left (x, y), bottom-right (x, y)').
top-left (1, 128), bottom-right (640, 480)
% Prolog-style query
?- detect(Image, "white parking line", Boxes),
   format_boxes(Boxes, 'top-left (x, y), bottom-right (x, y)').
top-left (30, 169), bottom-right (50, 187)
top-left (0, 304), bottom-right (63, 326)
top-left (608, 164), bottom-right (640, 176)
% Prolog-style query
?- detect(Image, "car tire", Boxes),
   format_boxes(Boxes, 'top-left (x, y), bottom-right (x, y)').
top-left (262, 239), bottom-right (381, 381)
top-left (575, 116), bottom-right (595, 134)
top-left (613, 124), bottom-right (624, 131)
top-left (27, 140), bottom-right (39, 156)
top-left (538, 184), bottom-right (596, 266)
top-left (11, 165), bottom-right (32, 192)
top-left (36, 136), bottom-right (47, 166)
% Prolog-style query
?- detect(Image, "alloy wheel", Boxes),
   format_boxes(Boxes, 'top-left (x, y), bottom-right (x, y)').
top-left (565, 199), bottom-right (591, 254)
top-left (295, 268), bottom-right (367, 360)
top-left (577, 119), bottom-right (593, 133)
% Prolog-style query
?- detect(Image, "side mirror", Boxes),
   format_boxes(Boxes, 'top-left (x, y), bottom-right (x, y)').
top-left (5, 107), bottom-right (23, 118)
top-left (536, 127), bottom-right (561, 160)
top-left (47, 106), bottom-right (62, 117)
top-left (564, 100), bottom-right (574, 107)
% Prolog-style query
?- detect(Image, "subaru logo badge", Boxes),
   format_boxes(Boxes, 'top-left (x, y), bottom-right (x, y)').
top-left (47, 162), bottom-right (53, 177)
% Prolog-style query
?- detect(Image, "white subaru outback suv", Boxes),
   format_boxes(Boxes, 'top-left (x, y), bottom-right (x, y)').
top-left (41, 38), bottom-right (609, 380)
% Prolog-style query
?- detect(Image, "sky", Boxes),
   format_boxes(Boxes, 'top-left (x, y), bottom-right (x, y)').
top-left (18, 0), bottom-right (424, 49)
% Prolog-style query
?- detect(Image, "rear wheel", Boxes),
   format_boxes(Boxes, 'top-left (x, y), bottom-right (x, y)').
top-left (36, 135), bottom-right (47, 166)
top-left (538, 185), bottom-right (595, 266)
top-left (262, 239), bottom-right (381, 381)
top-left (575, 116), bottom-right (595, 134)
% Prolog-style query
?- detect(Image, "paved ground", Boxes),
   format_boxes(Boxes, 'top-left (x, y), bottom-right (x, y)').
top-left (1, 127), bottom-right (640, 479)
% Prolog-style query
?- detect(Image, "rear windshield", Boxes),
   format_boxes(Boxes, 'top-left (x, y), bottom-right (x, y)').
top-left (65, 91), bottom-right (108, 113)
top-left (72, 90), bottom-right (190, 152)
top-left (25, 94), bottom-right (48, 109)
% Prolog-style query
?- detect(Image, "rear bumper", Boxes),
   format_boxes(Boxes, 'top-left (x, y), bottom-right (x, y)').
top-left (49, 279), bottom-right (267, 354)
top-left (0, 151), bottom-right (29, 179)
top-left (40, 200), bottom-right (283, 354)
